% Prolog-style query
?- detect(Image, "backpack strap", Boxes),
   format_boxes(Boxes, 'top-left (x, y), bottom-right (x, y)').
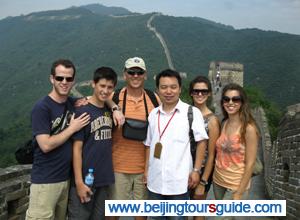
top-left (145, 88), bottom-right (159, 107)
top-left (122, 89), bottom-right (149, 119)
top-left (188, 105), bottom-right (196, 162)
top-left (113, 88), bottom-right (159, 108)
top-left (188, 105), bottom-right (194, 140)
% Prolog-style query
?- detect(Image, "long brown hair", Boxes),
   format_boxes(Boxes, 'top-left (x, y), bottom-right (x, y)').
top-left (221, 83), bottom-right (259, 143)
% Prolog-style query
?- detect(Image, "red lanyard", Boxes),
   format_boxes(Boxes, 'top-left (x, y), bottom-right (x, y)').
top-left (158, 109), bottom-right (177, 141)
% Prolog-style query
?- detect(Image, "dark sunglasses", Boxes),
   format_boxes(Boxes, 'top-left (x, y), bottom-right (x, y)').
top-left (54, 76), bottom-right (74, 82)
top-left (126, 69), bottom-right (145, 76)
top-left (191, 89), bottom-right (210, 96)
top-left (222, 96), bottom-right (242, 103)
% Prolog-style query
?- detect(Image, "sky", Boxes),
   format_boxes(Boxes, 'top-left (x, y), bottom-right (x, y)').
top-left (1, 0), bottom-right (300, 35)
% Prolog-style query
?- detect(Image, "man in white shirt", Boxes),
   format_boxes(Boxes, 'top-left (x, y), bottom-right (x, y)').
top-left (144, 69), bottom-right (208, 219)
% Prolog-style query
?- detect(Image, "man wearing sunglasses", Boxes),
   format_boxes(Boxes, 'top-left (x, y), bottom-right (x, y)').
top-left (26, 59), bottom-right (90, 220)
top-left (110, 57), bottom-right (159, 220)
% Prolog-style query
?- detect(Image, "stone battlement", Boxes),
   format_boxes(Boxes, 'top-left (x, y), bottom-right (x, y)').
top-left (0, 165), bottom-right (31, 220)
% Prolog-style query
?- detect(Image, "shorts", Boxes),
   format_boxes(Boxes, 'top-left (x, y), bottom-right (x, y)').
top-left (109, 172), bottom-right (147, 200)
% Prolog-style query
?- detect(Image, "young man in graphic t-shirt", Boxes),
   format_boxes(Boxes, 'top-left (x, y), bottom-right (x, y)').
top-left (26, 59), bottom-right (90, 220)
top-left (68, 67), bottom-right (118, 220)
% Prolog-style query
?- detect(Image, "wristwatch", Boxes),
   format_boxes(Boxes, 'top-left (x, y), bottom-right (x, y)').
top-left (112, 105), bottom-right (121, 112)
top-left (193, 168), bottom-right (200, 173)
top-left (199, 179), bottom-right (208, 186)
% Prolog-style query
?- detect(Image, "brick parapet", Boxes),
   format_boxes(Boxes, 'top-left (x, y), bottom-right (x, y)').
top-left (269, 104), bottom-right (300, 219)
top-left (0, 165), bottom-right (31, 220)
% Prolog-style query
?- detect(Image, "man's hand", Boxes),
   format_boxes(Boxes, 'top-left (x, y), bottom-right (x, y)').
top-left (188, 171), bottom-right (200, 189)
top-left (69, 112), bottom-right (90, 133)
top-left (74, 97), bottom-right (89, 107)
top-left (76, 182), bottom-right (93, 203)
top-left (112, 110), bottom-right (125, 128)
top-left (142, 170), bottom-right (148, 186)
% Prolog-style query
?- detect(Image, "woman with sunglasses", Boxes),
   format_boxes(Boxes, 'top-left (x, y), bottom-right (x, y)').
top-left (213, 83), bottom-right (259, 203)
top-left (189, 76), bottom-right (220, 220)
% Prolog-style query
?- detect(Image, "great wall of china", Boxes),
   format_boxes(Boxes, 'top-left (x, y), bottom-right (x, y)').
top-left (0, 13), bottom-right (299, 220)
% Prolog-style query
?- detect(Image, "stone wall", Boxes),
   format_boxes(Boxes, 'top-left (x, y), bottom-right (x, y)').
top-left (252, 107), bottom-right (273, 195)
top-left (1, 104), bottom-right (300, 219)
top-left (0, 165), bottom-right (31, 220)
top-left (258, 104), bottom-right (300, 219)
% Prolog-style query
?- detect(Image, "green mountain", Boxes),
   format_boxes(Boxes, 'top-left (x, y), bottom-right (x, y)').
top-left (81, 4), bottom-right (132, 16)
top-left (0, 4), bottom-right (299, 167)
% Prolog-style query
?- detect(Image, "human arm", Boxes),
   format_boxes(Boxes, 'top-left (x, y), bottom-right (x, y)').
top-left (189, 139), bottom-right (207, 188)
top-left (198, 116), bottom-right (220, 189)
top-left (106, 99), bottom-right (124, 128)
top-left (188, 107), bottom-right (208, 189)
top-left (75, 96), bottom-right (125, 128)
top-left (73, 140), bottom-right (93, 203)
top-left (36, 112), bottom-right (90, 153)
top-left (233, 124), bottom-right (258, 200)
top-left (143, 114), bottom-right (154, 186)
top-left (143, 146), bottom-right (150, 185)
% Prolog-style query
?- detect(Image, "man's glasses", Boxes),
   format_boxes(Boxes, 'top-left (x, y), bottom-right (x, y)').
top-left (54, 76), bottom-right (74, 82)
top-left (191, 89), bottom-right (210, 96)
top-left (126, 69), bottom-right (145, 76)
top-left (222, 96), bottom-right (242, 103)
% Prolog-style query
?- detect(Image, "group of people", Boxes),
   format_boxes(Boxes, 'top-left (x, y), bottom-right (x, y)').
top-left (25, 57), bottom-right (259, 220)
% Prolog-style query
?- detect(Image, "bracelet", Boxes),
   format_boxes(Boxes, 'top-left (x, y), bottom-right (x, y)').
top-left (192, 168), bottom-right (200, 173)
top-left (199, 179), bottom-right (208, 186)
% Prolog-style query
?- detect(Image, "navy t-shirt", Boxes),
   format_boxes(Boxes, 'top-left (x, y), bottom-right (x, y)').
top-left (73, 103), bottom-right (114, 187)
top-left (31, 96), bottom-right (75, 184)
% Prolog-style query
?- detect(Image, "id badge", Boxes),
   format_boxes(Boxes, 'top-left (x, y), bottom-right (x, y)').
top-left (154, 142), bottom-right (163, 159)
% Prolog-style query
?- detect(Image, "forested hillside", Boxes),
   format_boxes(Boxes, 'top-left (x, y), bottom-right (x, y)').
top-left (0, 4), bottom-right (298, 167)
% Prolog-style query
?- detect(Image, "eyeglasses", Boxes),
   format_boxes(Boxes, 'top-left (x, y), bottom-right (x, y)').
top-left (126, 69), bottom-right (145, 76)
top-left (222, 96), bottom-right (242, 103)
top-left (54, 76), bottom-right (74, 82)
top-left (191, 89), bottom-right (210, 96)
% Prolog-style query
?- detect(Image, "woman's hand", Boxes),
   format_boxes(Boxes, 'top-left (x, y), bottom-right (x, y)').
top-left (232, 191), bottom-right (243, 200)
top-left (193, 184), bottom-right (205, 199)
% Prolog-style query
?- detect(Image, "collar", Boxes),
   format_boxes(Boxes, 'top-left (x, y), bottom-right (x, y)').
top-left (157, 99), bottom-right (184, 114)
top-left (119, 87), bottom-right (145, 102)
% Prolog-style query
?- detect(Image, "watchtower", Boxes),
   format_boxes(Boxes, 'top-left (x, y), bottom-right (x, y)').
top-left (208, 61), bottom-right (244, 88)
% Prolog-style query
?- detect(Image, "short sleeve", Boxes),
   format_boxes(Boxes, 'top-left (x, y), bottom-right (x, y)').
top-left (31, 103), bottom-right (51, 137)
top-left (143, 110), bottom-right (155, 147)
top-left (192, 107), bottom-right (209, 142)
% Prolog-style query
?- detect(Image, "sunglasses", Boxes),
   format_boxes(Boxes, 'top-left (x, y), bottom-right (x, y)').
top-left (126, 69), bottom-right (145, 76)
top-left (191, 89), bottom-right (210, 96)
top-left (222, 96), bottom-right (242, 103)
top-left (54, 76), bottom-right (74, 82)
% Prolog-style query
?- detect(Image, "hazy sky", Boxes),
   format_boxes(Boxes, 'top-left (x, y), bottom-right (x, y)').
top-left (1, 0), bottom-right (300, 35)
